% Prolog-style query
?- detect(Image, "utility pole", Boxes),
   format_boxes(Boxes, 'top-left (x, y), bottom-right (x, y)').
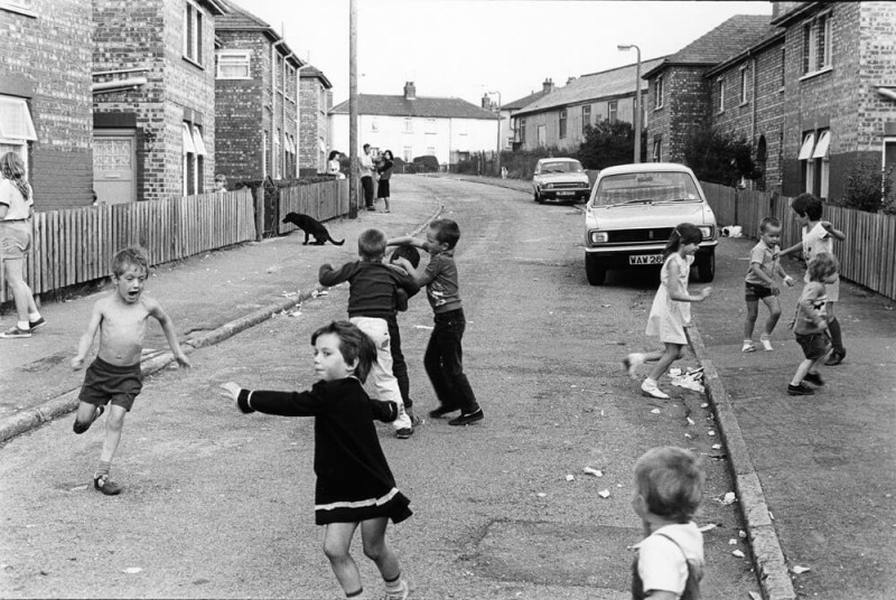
top-left (618, 44), bottom-right (642, 163)
top-left (348, 0), bottom-right (358, 218)
top-left (488, 90), bottom-right (502, 177)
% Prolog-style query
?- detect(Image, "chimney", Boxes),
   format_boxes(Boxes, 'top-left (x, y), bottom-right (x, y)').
top-left (403, 81), bottom-right (416, 100)
top-left (566, 76), bottom-right (576, 85)
top-left (481, 93), bottom-right (492, 109)
top-left (542, 78), bottom-right (554, 93)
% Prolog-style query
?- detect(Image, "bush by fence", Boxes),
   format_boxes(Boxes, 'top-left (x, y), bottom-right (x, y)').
top-left (701, 181), bottom-right (896, 300)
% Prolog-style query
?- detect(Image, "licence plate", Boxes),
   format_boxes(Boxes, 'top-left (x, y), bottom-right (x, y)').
top-left (556, 191), bottom-right (574, 196)
top-left (629, 254), bottom-right (664, 265)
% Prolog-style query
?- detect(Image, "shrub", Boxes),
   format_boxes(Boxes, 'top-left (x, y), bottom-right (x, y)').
top-left (412, 155), bottom-right (440, 172)
top-left (683, 126), bottom-right (758, 186)
top-left (577, 119), bottom-right (646, 169)
top-left (839, 161), bottom-right (894, 213)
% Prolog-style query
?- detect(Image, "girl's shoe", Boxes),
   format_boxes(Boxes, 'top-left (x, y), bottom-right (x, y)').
top-left (623, 353), bottom-right (645, 379)
top-left (741, 340), bottom-right (756, 353)
top-left (759, 335), bottom-right (774, 351)
top-left (0, 326), bottom-right (31, 338)
top-left (824, 350), bottom-right (845, 366)
top-left (641, 379), bottom-right (670, 399)
top-left (382, 579), bottom-right (409, 600)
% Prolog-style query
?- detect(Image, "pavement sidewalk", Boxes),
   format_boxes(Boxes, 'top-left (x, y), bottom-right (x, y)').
top-left (0, 177), bottom-right (442, 442)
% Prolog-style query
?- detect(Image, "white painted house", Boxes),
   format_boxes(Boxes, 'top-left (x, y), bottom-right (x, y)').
top-left (329, 82), bottom-right (498, 167)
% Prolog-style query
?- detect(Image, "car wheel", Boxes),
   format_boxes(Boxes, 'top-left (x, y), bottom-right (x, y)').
top-left (534, 190), bottom-right (542, 203)
top-left (696, 250), bottom-right (715, 283)
top-left (585, 254), bottom-right (606, 286)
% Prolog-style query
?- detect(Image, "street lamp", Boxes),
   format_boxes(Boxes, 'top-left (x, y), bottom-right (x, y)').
top-left (618, 44), bottom-right (641, 163)
top-left (488, 90), bottom-right (502, 176)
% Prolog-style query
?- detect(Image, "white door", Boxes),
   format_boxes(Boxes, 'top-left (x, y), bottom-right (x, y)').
top-left (93, 131), bottom-right (136, 204)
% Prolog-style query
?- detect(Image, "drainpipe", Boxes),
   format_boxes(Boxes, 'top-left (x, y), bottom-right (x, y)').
top-left (751, 55), bottom-right (757, 192)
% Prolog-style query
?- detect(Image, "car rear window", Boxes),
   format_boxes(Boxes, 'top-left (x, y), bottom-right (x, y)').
top-left (593, 172), bottom-right (701, 206)
top-left (539, 161), bottom-right (583, 173)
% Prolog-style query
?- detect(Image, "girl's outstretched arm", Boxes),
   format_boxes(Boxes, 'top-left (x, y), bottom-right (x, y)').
top-left (220, 382), bottom-right (326, 416)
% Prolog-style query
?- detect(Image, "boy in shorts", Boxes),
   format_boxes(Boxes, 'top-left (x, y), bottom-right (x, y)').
top-left (71, 246), bottom-right (191, 495)
top-left (742, 217), bottom-right (794, 352)
top-left (787, 253), bottom-right (838, 396)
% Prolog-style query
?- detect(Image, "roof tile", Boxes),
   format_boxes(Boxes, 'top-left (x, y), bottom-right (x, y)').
top-left (330, 95), bottom-right (498, 120)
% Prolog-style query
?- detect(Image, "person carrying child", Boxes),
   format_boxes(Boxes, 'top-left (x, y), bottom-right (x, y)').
top-left (624, 224), bottom-right (712, 399)
top-left (742, 216), bottom-right (795, 352)
top-left (319, 229), bottom-right (418, 438)
top-left (388, 219), bottom-right (483, 426)
top-left (70, 246), bottom-right (191, 495)
top-left (630, 446), bottom-right (705, 600)
top-left (219, 320), bottom-right (411, 600)
top-left (779, 193), bottom-right (847, 365)
top-left (787, 253), bottom-right (838, 396)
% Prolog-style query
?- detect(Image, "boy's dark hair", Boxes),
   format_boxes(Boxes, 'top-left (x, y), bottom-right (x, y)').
top-left (311, 321), bottom-right (376, 383)
top-left (390, 244), bottom-right (421, 269)
top-left (806, 252), bottom-right (839, 282)
top-left (358, 228), bottom-right (387, 261)
top-left (635, 446), bottom-right (705, 523)
top-left (791, 193), bottom-right (823, 220)
top-left (759, 216), bottom-right (781, 233)
top-left (429, 219), bottom-right (461, 249)
top-left (112, 246), bottom-right (149, 277)
top-left (663, 222), bottom-right (703, 257)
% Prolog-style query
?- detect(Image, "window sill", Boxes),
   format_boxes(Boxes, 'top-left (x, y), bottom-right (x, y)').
top-left (0, 2), bottom-right (36, 17)
top-left (778, 87), bottom-right (785, 94)
top-left (799, 66), bottom-right (832, 82)
top-left (216, 76), bottom-right (252, 81)
top-left (182, 56), bottom-right (204, 70)
top-left (739, 101), bottom-right (749, 108)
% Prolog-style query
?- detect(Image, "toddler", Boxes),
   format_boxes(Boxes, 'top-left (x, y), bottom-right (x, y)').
top-left (787, 253), bottom-right (838, 396)
top-left (742, 217), bottom-right (794, 352)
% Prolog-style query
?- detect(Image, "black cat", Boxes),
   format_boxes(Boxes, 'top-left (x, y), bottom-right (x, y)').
top-left (281, 212), bottom-right (344, 245)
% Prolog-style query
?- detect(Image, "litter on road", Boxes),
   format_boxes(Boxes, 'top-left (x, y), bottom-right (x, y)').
top-left (718, 491), bottom-right (737, 506)
top-left (731, 549), bottom-right (746, 558)
top-left (791, 565), bottom-right (811, 574)
top-left (583, 466), bottom-right (603, 477)
top-left (598, 489), bottom-right (611, 498)
top-left (565, 474), bottom-right (575, 482)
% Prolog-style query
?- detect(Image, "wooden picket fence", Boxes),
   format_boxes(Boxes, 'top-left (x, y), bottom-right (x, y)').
top-left (278, 178), bottom-right (349, 235)
top-left (701, 181), bottom-right (896, 300)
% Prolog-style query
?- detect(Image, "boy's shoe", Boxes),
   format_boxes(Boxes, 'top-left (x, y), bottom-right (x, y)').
top-left (448, 408), bottom-right (484, 426)
top-left (93, 474), bottom-right (123, 496)
top-left (0, 326), bottom-right (31, 338)
top-left (640, 379), bottom-right (669, 399)
top-left (73, 405), bottom-right (105, 434)
top-left (428, 406), bottom-right (457, 419)
top-left (759, 336), bottom-right (774, 351)
top-left (824, 350), bottom-right (845, 366)
top-left (382, 579), bottom-right (409, 600)
top-left (395, 427), bottom-right (414, 439)
top-left (787, 383), bottom-right (814, 396)
top-left (803, 372), bottom-right (825, 386)
top-left (405, 407), bottom-right (423, 427)
top-left (622, 353), bottom-right (645, 379)
top-left (28, 317), bottom-right (47, 331)
top-left (741, 340), bottom-right (756, 353)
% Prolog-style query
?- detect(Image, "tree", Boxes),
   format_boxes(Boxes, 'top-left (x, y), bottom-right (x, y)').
top-left (577, 120), bottom-right (645, 170)
top-left (682, 127), bottom-right (758, 187)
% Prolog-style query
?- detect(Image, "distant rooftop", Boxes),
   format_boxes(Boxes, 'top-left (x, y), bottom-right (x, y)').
top-left (300, 65), bottom-right (332, 89)
top-left (330, 95), bottom-right (498, 120)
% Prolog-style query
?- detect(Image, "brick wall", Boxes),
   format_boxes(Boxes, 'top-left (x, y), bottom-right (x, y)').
top-left (647, 67), bottom-right (710, 163)
top-left (299, 76), bottom-right (324, 172)
top-left (858, 2), bottom-right (896, 148)
top-left (0, 0), bottom-right (94, 211)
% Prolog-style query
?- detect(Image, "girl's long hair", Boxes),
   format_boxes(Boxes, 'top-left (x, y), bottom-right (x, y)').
top-left (0, 152), bottom-right (31, 201)
top-left (663, 222), bottom-right (703, 257)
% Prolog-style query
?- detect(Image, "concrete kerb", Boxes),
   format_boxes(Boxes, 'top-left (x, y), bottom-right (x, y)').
top-left (0, 204), bottom-right (445, 446)
top-left (686, 324), bottom-right (796, 600)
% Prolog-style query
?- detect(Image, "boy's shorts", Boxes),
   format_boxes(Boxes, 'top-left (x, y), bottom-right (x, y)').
top-left (0, 221), bottom-right (32, 260)
top-left (78, 357), bottom-right (143, 412)
top-left (795, 332), bottom-right (830, 361)
top-left (744, 282), bottom-right (774, 301)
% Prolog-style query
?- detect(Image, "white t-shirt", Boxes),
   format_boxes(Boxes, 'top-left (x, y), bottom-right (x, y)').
top-left (802, 222), bottom-right (834, 263)
top-left (635, 522), bottom-right (704, 597)
top-left (0, 178), bottom-right (32, 220)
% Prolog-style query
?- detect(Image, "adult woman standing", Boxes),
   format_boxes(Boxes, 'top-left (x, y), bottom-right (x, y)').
top-left (327, 150), bottom-right (345, 179)
top-left (375, 149), bottom-right (394, 213)
top-left (0, 152), bottom-right (44, 338)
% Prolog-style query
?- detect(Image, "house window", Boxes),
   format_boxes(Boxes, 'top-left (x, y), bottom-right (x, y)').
top-left (798, 132), bottom-right (816, 194)
top-left (654, 75), bottom-right (664, 109)
top-left (426, 146), bottom-right (435, 157)
top-left (274, 128), bottom-right (281, 179)
top-left (812, 129), bottom-right (831, 198)
top-left (802, 12), bottom-right (832, 75)
top-left (581, 105), bottom-right (591, 133)
top-left (717, 77), bottom-right (725, 113)
top-left (0, 95), bottom-right (37, 176)
top-left (371, 118), bottom-right (378, 132)
top-left (262, 131), bottom-right (268, 178)
top-left (519, 118), bottom-right (526, 144)
top-left (425, 118), bottom-right (437, 133)
top-left (652, 136), bottom-right (662, 162)
top-left (608, 101), bottom-right (617, 124)
top-left (403, 146), bottom-right (412, 162)
top-left (184, 2), bottom-right (203, 65)
top-left (780, 47), bottom-right (786, 88)
top-left (740, 66), bottom-right (749, 105)
top-left (286, 66), bottom-right (295, 100)
top-left (216, 51), bottom-right (250, 79)
top-left (404, 118), bottom-right (413, 133)
top-left (275, 54), bottom-right (284, 91)
top-left (559, 109), bottom-right (567, 139)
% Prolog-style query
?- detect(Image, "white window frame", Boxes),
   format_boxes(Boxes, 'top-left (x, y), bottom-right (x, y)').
top-left (581, 105), bottom-right (591, 133)
top-left (559, 109), bottom-right (567, 139)
top-left (371, 117), bottom-right (378, 132)
top-left (717, 77), bottom-right (726, 113)
top-left (799, 132), bottom-right (816, 194)
top-left (403, 146), bottom-right (412, 162)
top-left (183, 1), bottom-right (203, 66)
top-left (216, 50), bottom-right (251, 79)
top-left (426, 146), bottom-right (436, 157)
top-left (654, 75), bottom-right (664, 110)
top-left (812, 129), bottom-right (831, 199)
top-left (608, 100), bottom-right (617, 124)
top-left (652, 137), bottom-right (662, 162)
top-left (739, 66), bottom-right (749, 105)
top-left (425, 118), bottom-right (437, 134)
top-left (0, 94), bottom-right (38, 173)
top-left (801, 11), bottom-right (832, 77)
top-left (404, 118), bottom-right (413, 134)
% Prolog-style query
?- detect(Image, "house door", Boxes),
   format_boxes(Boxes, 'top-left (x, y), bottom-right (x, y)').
top-left (93, 130), bottom-right (137, 204)
top-left (537, 124), bottom-right (546, 147)
top-left (885, 139), bottom-right (896, 195)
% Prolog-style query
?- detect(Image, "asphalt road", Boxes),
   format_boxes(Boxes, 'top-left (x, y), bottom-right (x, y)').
top-left (0, 176), bottom-right (758, 599)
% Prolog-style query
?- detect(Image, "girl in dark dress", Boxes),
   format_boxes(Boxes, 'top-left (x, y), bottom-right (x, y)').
top-left (220, 320), bottom-right (411, 600)
top-left (375, 149), bottom-right (394, 213)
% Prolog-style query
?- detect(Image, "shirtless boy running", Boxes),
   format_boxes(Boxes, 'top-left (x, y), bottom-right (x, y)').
top-left (71, 246), bottom-right (190, 495)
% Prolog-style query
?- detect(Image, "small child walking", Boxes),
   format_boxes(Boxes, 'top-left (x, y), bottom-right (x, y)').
top-left (742, 217), bottom-right (795, 352)
top-left (630, 446), bottom-right (705, 600)
top-left (319, 228), bottom-right (419, 438)
top-left (787, 253), bottom-right (838, 396)
top-left (71, 246), bottom-right (191, 495)
top-left (624, 223), bottom-right (712, 399)
top-left (388, 219), bottom-right (483, 426)
top-left (219, 320), bottom-right (411, 600)
top-left (780, 193), bottom-right (847, 365)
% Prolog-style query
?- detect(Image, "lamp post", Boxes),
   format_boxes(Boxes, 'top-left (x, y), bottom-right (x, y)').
top-left (488, 90), bottom-right (502, 176)
top-left (617, 44), bottom-right (641, 163)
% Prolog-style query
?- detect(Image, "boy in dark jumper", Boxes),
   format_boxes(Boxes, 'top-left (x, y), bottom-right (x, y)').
top-left (319, 228), bottom-right (419, 438)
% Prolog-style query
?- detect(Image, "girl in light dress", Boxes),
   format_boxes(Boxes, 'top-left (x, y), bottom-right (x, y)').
top-left (624, 223), bottom-right (712, 399)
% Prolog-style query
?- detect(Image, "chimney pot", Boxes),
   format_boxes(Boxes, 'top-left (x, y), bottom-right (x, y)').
top-left (403, 81), bottom-right (416, 100)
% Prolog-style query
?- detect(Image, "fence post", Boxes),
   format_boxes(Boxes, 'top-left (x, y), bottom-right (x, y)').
top-left (250, 184), bottom-right (264, 242)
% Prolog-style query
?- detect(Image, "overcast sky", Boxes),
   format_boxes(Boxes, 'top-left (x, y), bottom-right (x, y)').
top-left (245, 0), bottom-right (772, 107)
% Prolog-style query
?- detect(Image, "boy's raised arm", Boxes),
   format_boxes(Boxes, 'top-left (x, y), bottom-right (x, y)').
top-left (820, 220), bottom-right (846, 241)
top-left (386, 236), bottom-right (427, 249)
top-left (147, 297), bottom-right (191, 368)
top-left (71, 301), bottom-right (103, 369)
top-left (778, 241), bottom-right (802, 258)
top-left (318, 261), bottom-right (356, 287)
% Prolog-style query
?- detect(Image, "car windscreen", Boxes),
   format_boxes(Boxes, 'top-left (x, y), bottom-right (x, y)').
top-left (538, 161), bottom-right (583, 173)
top-left (592, 172), bottom-right (701, 206)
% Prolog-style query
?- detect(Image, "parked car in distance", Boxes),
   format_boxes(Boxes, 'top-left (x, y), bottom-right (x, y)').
top-left (583, 163), bottom-right (718, 285)
top-left (532, 157), bottom-right (591, 204)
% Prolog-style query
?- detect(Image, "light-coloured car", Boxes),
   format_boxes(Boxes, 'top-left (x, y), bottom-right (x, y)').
top-left (532, 157), bottom-right (591, 203)
top-left (583, 163), bottom-right (718, 285)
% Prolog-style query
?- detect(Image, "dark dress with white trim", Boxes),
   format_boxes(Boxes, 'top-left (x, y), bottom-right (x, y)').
top-left (237, 377), bottom-right (412, 525)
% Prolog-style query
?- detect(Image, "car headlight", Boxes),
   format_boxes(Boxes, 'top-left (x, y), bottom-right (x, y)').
top-left (590, 231), bottom-right (608, 244)
top-left (698, 226), bottom-right (714, 239)
top-left (544, 183), bottom-right (553, 189)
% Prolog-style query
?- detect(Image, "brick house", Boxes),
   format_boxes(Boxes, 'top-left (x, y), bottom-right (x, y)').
top-left (500, 79), bottom-right (555, 151)
top-left (298, 65), bottom-right (332, 176)
top-left (1, 0), bottom-right (94, 210)
top-left (511, 60), bottom-right (665, 153)
top-left (329, 82), bottom-right (499, 168)
top-left (92, 0), bottom-right (226, 203)
top-left (214, 0), bottom-right (302, 184)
